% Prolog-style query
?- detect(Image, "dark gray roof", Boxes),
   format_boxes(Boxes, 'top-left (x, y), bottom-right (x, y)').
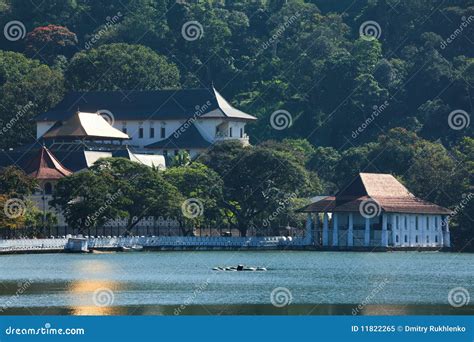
top-left (0, 149), bottom-right (89, 172)
top-left (0, 144), bottom-right (150, 172)
top-left (145, 123), bottom-right (211, 149)
top-left (35, 87), bottom-right (256, 122)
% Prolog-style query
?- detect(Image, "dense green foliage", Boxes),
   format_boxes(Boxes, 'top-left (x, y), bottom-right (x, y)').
top-left (0, 1), bottom-right (472, 247)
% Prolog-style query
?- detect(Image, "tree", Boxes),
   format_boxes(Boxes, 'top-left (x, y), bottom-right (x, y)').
top-left (25, 25), bottom-right (77, 64)
top-left (164, 162), bottom-right (224, 235)
top-left (0, 166), bottom-right (37, 196)
top-left (201, 144), bottom-right (318, 236)
top-left (94, 158), bottom-right (182, 233)
top-left (0, 166), bottom-right (37, 232)
top-left (66, 43), bottom-right (180, 91)
top-left (169, 151), bottom-right (191, 167)
top-left (51, 170), bottom-right (121, 231)
top-left (0, 51), bottom-right (64, 149)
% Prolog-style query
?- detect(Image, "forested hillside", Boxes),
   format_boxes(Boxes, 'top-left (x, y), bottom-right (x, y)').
top-left (0, 1), bottom-right (472, 246)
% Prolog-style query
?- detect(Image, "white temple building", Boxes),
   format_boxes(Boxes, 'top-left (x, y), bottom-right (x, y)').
top-left (299, 173), bottom-right (452, 249)
top-left (35, 86), bottom-right (256, 159)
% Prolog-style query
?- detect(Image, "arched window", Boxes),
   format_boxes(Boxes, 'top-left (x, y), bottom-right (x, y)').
top-left (44, 182), bottom-right (53, 195)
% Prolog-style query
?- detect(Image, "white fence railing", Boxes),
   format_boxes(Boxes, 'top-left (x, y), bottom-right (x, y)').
top-left (0, 238), bottom-right (69, 253)
top-left (88, 236), bottom-right (308, 248)
top-left (0, 235), bottom-right (310, 253)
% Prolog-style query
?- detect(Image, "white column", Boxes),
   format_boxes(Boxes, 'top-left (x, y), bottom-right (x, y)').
top-left (391, 214), bottom-right (397, 246)
top-left (364, 217), bottom-right (370, 247)
top-left (332, 213), bottom-right (339, 247)
top-left (322, 213), bottom-right (329, 246)
top-left (347, 213), bottom-right (353, 247)
top-left (305, 213), bottom-right (313, 244)
top-left (381, 214), bottom-right (388, 247)
top-left (443, 216), bottom-right (451, 248)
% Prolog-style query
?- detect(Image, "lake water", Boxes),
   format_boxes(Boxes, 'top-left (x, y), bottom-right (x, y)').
top-left (0, 251), bottom-right (472, 315)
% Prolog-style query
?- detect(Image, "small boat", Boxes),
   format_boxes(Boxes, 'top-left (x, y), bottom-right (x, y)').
top-left (213, 264), bottom-right (267, 272)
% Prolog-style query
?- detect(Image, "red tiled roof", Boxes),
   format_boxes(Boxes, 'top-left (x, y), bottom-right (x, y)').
top-left (299, 173), bottom-right (451, 215)
top-left (24, 146), bottom-right (73, 180)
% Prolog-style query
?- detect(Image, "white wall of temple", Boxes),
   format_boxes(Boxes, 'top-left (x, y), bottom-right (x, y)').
top-left (37, 118), bottom-right (249, 149)
top-left (390, 213), bottom-right (444, 248)
top-left (311, 212), bottom-right (448, 248)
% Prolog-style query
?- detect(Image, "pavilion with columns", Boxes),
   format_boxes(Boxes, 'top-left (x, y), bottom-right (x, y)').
top-left (299, 173), bottom-right (452, 250)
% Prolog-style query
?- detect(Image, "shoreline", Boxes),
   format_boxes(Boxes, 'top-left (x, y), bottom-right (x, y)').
top-left (0, 245), bottom-right (455, 255)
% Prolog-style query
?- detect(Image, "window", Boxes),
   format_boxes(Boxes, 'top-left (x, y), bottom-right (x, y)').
top-left (435, 216), bottom-right (438, 227)
top-left (426, 236), bottom-right (429, 243)
top-left (161, 127), bottom-right (166, 138)
top-left (404, 235), bottom-right (408, 243)
top-left (405, 216), bottom-right (408, 230)
top-left (150, 127), bottom-right (155, 138)
top-left (396, 235), bottom-right (399, 243)
top-left (44, 182), bottom-right (52, 195)
top-left (122, 127), bottom-right (127, 134)
top-left (415, 236), bottom-right (419, 243)
top-left (229, 127), bottom-right (233, 137)
top-left (240, 128), bottom-right (243, 138)
top-left (415, 216), bottom-right (419, 230)
top-left (138, 127), bottom-right (144, 138)
top-left (426, 217), bottom-right (429, 230)
top-left (435, 235), bottom-right (438, 243)
top-left (396, 216), bottom-right (399, 229)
